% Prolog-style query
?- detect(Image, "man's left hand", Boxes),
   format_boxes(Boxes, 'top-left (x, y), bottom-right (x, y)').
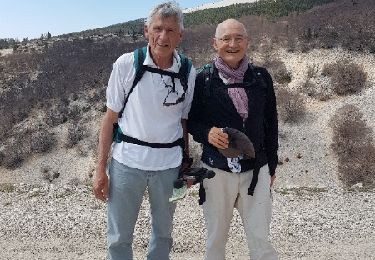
top-left (270, 175), bottom-right (276, 187)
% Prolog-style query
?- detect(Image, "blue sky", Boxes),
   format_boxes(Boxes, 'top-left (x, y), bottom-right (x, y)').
top-left (0, 0), bottom-right (217, 40)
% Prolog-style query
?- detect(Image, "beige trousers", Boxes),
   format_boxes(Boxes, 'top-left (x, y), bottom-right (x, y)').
top-left (202, 163), bottom-right (278, 260)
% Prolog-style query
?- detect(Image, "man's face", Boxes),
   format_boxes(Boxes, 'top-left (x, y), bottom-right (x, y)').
top-left (213, 21), bottom-right (249, 69)
top-left (144, 15), bottom-right (182, 65)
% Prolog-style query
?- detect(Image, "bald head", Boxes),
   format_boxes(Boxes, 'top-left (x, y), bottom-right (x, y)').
top-left (213, 19), bottom-right (249, 69)
top-left (215, 19), bottom-right (247, 38)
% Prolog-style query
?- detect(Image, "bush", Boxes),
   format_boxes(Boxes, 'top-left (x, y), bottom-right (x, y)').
top-left (286, 0), bottom-right (375, 53)
top-left (45, 102), bottom-right (69, 127)
top-left (41, 166), bottom-right (60, 182)
top-left (306, 65), bottom-right (318, 79)
top-left (0, 140), bottom-right (26, 169)
top-left (302, 79), bottom-right (317, 97)
top-left (0, 36), bottom-right (141, 142)
top-left (322, 60), bottom-right (367, 96)
top-left (276, 87), bottom-right (306, 123)
top-left (76, 141), bottom-right (91, 157)
top-left (67, 104), bottom-right (83, 122)
top-left (30, 129), bottom-right (57, 153)
top-left (330, 104), bottom-right (375, 187)
top-left (301, 78), bottom-right (331, 101)
top-left (66, 124), bottom-right (87, 148)
top-left (0, 123), bottom-right (56, 169)
top-left (263, 59), bottom-right (292, 84)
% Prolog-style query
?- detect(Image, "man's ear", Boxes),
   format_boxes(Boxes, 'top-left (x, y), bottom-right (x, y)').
top-left (144, 24), bottom-right (149, 38)
top-left (212, 38), bottom-right (218, 51)
top-left (178, 31), bottom-right (183, 44)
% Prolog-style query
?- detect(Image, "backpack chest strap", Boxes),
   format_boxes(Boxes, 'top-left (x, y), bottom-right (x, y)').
top-left (143, 66), bottom-right (183, 79)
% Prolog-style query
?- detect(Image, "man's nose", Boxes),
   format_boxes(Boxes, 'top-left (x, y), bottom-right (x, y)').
top-left (228, 39), bottom-right (237, 46)
top-left (159, 29), bottom-right (168, 39)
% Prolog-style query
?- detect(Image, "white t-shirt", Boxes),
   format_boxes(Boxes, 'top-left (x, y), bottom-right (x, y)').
top-left (106, 46), bottom-right (196, 171)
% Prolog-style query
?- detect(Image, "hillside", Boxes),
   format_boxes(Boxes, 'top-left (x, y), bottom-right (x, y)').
top-left (1, 0), bottom-right (375, 259)
top-left (183, 0), bottom-right (259, 12)
top-left (0, 0), bottom-right (337, 44)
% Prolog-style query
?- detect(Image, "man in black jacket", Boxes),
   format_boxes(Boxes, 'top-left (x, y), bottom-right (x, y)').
top-left (188, 19), bottom-right (278, 260)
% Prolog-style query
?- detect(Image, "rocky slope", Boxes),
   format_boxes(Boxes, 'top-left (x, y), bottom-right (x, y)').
top-left (1, 47), bottom-right (375, 259)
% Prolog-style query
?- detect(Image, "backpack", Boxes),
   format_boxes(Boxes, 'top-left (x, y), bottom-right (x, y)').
top-left (112, 46), bottom-right (192, 148)
top-left (197, 62), bottom-right (268, 197)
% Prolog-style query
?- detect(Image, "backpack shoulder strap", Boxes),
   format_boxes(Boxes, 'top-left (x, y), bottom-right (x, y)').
top-left (249, 64), bottom-right (267, 90)
top-left (246, 64), bottom-right (269, 196)
top-left (201, 63), bottom-right (214, 99)
top-left (133, 46), bottom-right (147, 72)
top-left (177, 53), bottom-right (192, 92)
top-left (118, 47), bottom-right (147, 118)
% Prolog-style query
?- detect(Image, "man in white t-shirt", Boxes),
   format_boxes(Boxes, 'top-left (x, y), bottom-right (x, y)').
top-left (93, 2), bottom-right (195, 260)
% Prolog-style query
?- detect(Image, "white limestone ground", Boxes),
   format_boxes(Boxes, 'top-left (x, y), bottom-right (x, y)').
top-left (0, 48), bottom-right (13, 56)
top-left (1, 47), bottom-right (375, 259)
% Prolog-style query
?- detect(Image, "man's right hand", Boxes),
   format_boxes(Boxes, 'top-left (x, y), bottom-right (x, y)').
top-left (93, 169), bottom-right (109, 202)
top-left (93, 108), bottom-right (118, 202)
top-left (208, 127), bottom-right (229, 149)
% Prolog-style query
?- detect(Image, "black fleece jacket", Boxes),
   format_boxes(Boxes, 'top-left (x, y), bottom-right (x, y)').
top-left (187, 64), bottom-right (279, 176)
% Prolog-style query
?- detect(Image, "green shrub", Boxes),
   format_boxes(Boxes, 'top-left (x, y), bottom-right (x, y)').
top-left (330, 104), bottom-right (375, 187)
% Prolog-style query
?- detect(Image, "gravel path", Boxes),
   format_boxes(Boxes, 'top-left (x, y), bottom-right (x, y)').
top-left (1, 183), bottom-right (374, 260)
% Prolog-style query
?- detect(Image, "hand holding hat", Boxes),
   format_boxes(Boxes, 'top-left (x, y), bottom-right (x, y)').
top-left (218, 127), bottom-right (255, 159)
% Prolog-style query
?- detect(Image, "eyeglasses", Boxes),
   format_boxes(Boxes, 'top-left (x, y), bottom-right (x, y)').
top-left (217, 36), bottom-right (246, 44)
top-left (161, 76), bottom-right (185, 106)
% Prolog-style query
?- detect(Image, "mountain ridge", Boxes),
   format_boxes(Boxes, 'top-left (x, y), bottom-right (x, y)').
top-left (183, 0), bottom-right (259, 13)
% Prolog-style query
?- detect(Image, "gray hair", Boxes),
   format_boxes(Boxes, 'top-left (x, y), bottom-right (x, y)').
top-left (146, 1), bottom-right (184, 31)
top-left (215, 19), bottom-right (248, 38)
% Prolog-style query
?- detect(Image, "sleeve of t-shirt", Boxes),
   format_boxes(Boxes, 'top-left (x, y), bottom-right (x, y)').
top-left (106, 52), bottom-right (135, 113)
top-left (181, 66), bottom-right (196, 119)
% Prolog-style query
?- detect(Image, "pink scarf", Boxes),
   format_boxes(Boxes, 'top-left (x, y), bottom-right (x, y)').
top-left (214, 56), bottom-right (249, 121)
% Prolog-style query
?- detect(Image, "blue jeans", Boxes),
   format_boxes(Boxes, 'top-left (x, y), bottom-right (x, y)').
top-left (107, 159), bottom-right (179, 260)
